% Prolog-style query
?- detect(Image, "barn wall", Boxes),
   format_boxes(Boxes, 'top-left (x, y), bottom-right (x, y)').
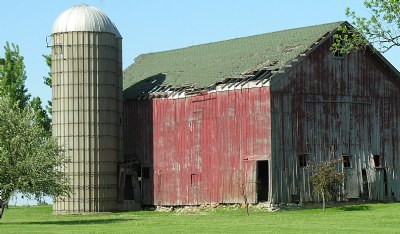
top-left (124, 87), bottom-right (271, 205)
top-left (124, 100), bottom-right (154, 205)
top-left (270, 36), bottom-right (400, 203)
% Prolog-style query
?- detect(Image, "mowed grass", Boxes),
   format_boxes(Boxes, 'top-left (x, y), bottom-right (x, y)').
top-left (0, 203), bottom-right (399, 233)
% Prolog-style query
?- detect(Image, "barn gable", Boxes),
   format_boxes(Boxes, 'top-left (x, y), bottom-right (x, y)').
top-left (268, 29), bottom-right (400, 202)
top-left (122, 21), bottom-right (400, 206)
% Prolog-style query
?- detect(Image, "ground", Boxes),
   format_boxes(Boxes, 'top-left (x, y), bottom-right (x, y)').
top-left (0, 203), bottom-right (399, 233)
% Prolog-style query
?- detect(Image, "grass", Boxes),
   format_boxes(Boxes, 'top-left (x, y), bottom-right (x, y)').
top-left (0, 203), bottom-right (399, 233)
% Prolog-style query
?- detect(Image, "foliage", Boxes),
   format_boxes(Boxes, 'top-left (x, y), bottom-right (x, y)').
top-left (0, 42), bottom-right (30, 109)
top-left (1, 203), bottom-right (400, 233)
top-left (0, 42), bottom-right (55, 212)
top-left (306, 160), bottom-right (346, 212)
top-left (42, 54), bottom-right (52, 88)
top-left (333, 0), bottom-right (400, 54)
top-left (29, 96), bottom-right (51, 135)
top-left (0, 42), bottom-right (51, 132)
top-left (42, 54), bottom-right (52, 114)
top-left (0, 96), bottom-right (70, 219)
top-left (331, 25), bottom-right (369, 55)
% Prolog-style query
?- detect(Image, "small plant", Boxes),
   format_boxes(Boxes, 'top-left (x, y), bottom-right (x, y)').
top-left (306, 160), bottom-right (346, 212)
top-left (239, 182), bottom-right (249, 216)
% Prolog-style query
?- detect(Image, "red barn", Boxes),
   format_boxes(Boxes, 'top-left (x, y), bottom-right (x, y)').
top-left (121, 22), bottom-right (400, 206)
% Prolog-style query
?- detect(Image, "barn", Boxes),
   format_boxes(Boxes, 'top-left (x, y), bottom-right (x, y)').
top-left (50, 5), bottom-right (400, 213)
top-left (121, 21), bottom-right (400, 207)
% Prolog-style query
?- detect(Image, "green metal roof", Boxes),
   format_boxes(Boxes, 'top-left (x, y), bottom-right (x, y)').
top-left (123, 22), bottom-right (343, 98)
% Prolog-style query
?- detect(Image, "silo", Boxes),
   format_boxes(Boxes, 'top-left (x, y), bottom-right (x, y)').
top-left (51, 4), bottom-right (123, 213)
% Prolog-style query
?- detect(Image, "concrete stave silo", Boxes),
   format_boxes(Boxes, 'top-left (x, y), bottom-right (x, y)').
top-left (51, 4), bottom-right (123, 213)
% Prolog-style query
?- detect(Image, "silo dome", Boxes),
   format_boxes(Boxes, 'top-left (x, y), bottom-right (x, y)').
top-left (52, 4), bottom-right (121, 38)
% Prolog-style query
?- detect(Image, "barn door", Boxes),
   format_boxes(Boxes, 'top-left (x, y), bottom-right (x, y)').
top-left (256, 160), bottom-right (269, 202)
top-left (188, 118), bottom-right (202, 204)
top-left (345, 168), bottom-right (359, 199)
top-left (361, 169), bottom-right (369, 199)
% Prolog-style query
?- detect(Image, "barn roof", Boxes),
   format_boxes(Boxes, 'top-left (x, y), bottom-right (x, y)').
top-left (123, 22), bottom-right (343, 99)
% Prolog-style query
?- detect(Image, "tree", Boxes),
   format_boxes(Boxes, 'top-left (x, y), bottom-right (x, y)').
top-left (0, 42), bottom-right (30, 109)
top-left (306, 160), bottom-right (346, 212)
top-left (0, 96), bottom-right (70, 219)
top-left (0, 42), bottom-right (60, 217)
top-left (332, 0), bottom-right (400, 54)
top-left (0, 42), bottom-right (51, 134)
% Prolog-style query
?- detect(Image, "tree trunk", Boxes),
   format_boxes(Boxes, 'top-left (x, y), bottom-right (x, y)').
top-left (239, 182), bottom-right (249, 216)
top-left (322, 190), bottom-right (326, 212)
top-left (0, 193), bottom-right (10, 219)
top-left (0, 199), bottom-right (4, 219)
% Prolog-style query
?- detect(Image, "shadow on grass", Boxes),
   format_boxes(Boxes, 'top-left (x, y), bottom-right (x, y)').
top-left (338, 205), bottom-right (371, 211)
top-left (2, 218), bottom-right (136, 225)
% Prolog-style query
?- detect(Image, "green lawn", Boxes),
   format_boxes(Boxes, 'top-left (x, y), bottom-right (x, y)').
top-left (0, 203), bottom-right (399, 233)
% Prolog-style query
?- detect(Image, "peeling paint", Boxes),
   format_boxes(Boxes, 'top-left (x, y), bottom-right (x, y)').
top-left (123, 33), bottom-right (400, 206)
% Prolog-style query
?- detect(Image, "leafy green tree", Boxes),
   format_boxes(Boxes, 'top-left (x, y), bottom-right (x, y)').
top-left (0, 43), bottom-right (57, 212)
top-left (306, 160), bottom-right (346, 212)
top-left (0, 96), bottom-right (70, 219)
top-left (333, 0), bottom-right (400, 54)
top-left (0, 42), bottom-right (51, 133)
top-left (0, 42), bottom-right (30, 109)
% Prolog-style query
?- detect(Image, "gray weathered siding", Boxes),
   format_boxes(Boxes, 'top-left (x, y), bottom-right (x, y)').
top-left (270, 37), bottom-right (400, 203)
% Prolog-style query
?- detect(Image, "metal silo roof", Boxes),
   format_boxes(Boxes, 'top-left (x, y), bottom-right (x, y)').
top-left (52, 4), bottom-right (121, 38)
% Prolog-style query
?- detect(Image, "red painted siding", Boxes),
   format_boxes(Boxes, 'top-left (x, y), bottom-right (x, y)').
top-left (124, 34), bottom-right (400, 205)
top-left (125, 87), bottom-right (271, 205)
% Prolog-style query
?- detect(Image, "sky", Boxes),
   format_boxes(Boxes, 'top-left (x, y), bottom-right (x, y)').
top-left (1, 0), bottom-right (399, 106)
top-left (1, 0), bottom-right (399, 205)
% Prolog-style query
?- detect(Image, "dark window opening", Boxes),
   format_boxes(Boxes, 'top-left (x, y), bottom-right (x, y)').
top-left (298, 154), bottom-right (307, 168)
top-left (124, 175), bottom-right (134, 200)
top-left (384, 169), bottom-right (388, 197)
top-left (342, 155), bottom-right (351, 168)
top-left (142, 167), bottom-right (151, 179)
top-left (373, 155), bottom-right (385, 168)
top-left (361, 169), bottom-right (369, 199)
top-left (334, 47), bottom-right (344, 57)
top-left (256, 160), bottom-right (269, 202)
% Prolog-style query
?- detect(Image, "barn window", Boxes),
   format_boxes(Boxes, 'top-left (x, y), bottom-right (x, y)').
top-left (298, 154), bottom-right (307, 167)
top-left (334, 46), bottom-right (344, 57)
top-left (332, 31), bottom-right (348, 58)
top-left (373, 155), bottom-right (380, 167)
top-left (342, 155), bottom-right (352, 168)
top-left (332, 37), bottom-right (345, 58)
top-left (373, 155), bottom-right (384, 168)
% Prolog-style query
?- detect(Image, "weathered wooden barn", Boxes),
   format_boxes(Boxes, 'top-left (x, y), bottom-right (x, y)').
top-left (121, 21), bottom-right (400, 206)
